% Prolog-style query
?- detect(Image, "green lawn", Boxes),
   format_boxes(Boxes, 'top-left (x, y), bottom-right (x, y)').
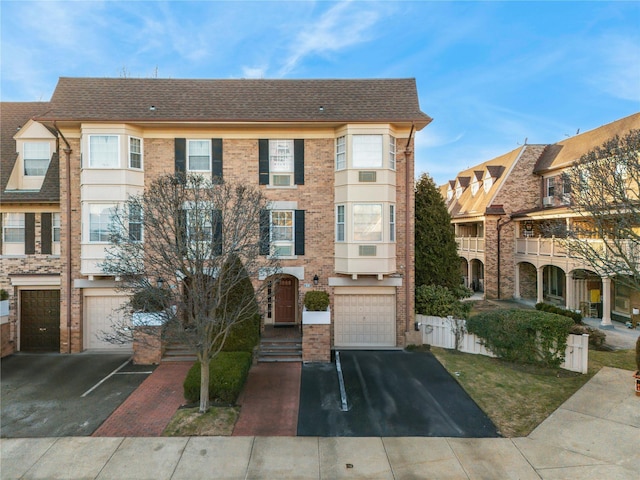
top-left (431, 346), bottom-right (636, 437)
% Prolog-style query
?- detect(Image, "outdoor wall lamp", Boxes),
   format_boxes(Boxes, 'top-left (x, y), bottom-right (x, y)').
top-left (313, 274), bottom-right (319, 286)
top-left (157, 277), bottom-right (164, 288)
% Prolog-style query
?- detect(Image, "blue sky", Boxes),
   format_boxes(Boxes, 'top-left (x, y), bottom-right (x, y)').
top-left (2, 0), bottom-right (639, 185)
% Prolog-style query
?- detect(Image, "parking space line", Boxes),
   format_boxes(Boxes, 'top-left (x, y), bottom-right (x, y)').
top-left (81, 357), bottom-right (133, 397)
top-left (335, 351), bottom-right (349, 411)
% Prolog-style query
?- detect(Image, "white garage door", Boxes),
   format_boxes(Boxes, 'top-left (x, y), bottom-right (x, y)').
top-left (334, 294), bottom-right (396, 347)
top-left (85, 295), bottom-right (132, 351)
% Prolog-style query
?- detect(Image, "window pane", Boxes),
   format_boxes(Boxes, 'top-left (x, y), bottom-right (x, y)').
top-left (89, 204), bottom-right (116, 242)
top-left (90, 136), bottom-right (119, 168)
top-left (53, 213), bottom-right (61, 242)
top-left (188, 140), bottom-right (211, 171)
top-left (3, 213), bottom-right (25, 242)
top-left (129, 137), bottom-right (142, 169)
top-left (336, 136), bottom-right (346, 170)
top-left (389, 136), bottom-right (396, 170)
top-left (271, 211), bottom-right (293, 241)
top-left (389, 205), bottom-right (395, 242)
top-left (336, 205), bottom-right (345, 242)
top-left (128, 205), bottom-right (143, 242)
top-left (352, 135), bottom-right (382, 168)
top-left (24, 143), bottom-right (51, 176)
top-left (353, 204), bottom-right (382, 241)
top-left (269, 140), bottom-right (294, 173)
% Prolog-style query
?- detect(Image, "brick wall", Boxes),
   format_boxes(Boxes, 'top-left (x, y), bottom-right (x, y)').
top-left (302, 324), bottom-right (331, 362)
top-left (519, 263), bottom-right (537, 300)
top-left (1, 323), bottom-right (14, 357)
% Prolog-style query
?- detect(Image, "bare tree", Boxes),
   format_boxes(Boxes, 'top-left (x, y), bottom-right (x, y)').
top-left (562, 129), bottom-right (640, 290)
top-left (101, 173), bottom-right (279, 413)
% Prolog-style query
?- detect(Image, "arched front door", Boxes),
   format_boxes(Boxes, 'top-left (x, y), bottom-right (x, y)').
top-left (275, 276), bottom-right (297, 324)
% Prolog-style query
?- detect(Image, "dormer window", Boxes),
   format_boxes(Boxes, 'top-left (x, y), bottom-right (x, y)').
top-left (23, 142), bottom-right (51, 176)
top-left (483, 175), bottom-right (493, 193)
top-left (446, 186), bottom-right (453, 201)
top-left (471, 179), bottom-right (479, 196)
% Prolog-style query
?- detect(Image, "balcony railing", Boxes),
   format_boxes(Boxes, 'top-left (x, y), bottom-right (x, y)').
top-left (516, 237), bottom-right (569, 257)
top-left (456, 237), bottom-right (484, 253)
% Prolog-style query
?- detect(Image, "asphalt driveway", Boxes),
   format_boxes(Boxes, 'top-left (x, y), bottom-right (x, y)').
top-left (1, 353), bottom-right (155, 438)
top-left (297, 350), bottom-right (499, 437)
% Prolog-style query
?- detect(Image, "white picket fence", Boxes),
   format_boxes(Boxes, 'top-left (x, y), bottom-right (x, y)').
top-left (416, 314), bottom-right (589, 374)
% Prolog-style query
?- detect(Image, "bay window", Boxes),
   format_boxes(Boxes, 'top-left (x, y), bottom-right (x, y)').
top-left (336, 205), bottom-right (345, 242)
top-left (89, 204), bottom-right (116, 242)
top-left (129, 137), bottom-right (142, 169)
top-left (353, 204), bottom-right (382, 242)
top-left (352, 135), bottom-right (383, 168)
top-left (89, 135), bottom-right (119, 168)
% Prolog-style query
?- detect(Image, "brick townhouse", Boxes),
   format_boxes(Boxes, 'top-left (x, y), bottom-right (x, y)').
top-left (443, 112), bottom-right (640, 327)
top-left (1, 77), bottom-right (432, 361)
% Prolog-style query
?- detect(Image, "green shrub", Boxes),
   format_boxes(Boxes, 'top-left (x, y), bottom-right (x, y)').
top-left (535, 302), bottom-right (582, 323)
top-left (304, 290), bottom-right (330, 311)
top-left (222, 313), bottom-right (260, 352)
top-left (0, 289), bottom-right (9, 301)
top-left (131, 286), bottom-right (170, 312)
top-left (467, 309), bottom-right (574, 368)
top-left (415, 284), bottom-right (471, 319)
top-left (183, 351), bottom-right (252, 404)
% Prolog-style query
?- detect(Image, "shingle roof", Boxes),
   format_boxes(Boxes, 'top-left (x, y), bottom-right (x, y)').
top-left (534, 112), bottom-right (640, 173)
top-left (1, 102), bottom-right (59, 203)
top-left (41, 77), bottom-right (432, 127)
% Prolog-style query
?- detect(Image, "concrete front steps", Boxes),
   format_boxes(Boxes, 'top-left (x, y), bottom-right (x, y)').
top-left (162, 343), bottom-right (197, 363)
top-left (257, 337), bottom-right (302, 363)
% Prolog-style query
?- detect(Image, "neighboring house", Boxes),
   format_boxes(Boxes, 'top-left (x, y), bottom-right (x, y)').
top-left (442, 112), bottom-right (640, 328)
top-left (1, 102), bottom-right (62, 357)
top-left (0, 77), bottom-right (431, 361)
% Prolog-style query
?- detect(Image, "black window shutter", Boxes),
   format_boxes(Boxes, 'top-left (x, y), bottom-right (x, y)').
top-left (259, 209), bottom-right (270, 255)
top-left (25, 213), bottom-right (35, 254)
top-left (294, 210), bottom-right (305, 256)
top-left (258, 139), bottom-right (270, 185)
top-left (175, 138), bottom-right (186, 173)
top-left (212, 139), bottom-right (223, 183)
top-left (41, 213), bottom-right (52, 255)
top-left (294, 139), bottom-right (304, 185)
top-left (212, 209), bottom-right (222, 255)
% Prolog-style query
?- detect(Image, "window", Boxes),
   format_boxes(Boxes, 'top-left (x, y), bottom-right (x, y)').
top-left (389, 205), bottom-right (395, 242)
top-left (483, 176), bottom-right (493, 193)
top-left (89, 204), bottom-right (116, 242)
top-left (3, 213), bottom-right (25, 243)
top-left (89, 135), bottom-right (119, 168)
top-left (353, 204), bottom-right (382, 242)
top-left (446, 185), bottom-right (454, 201)
top-left (53, 213), bottom-right (60, 242)
top-left (23, 142), bottom-right (50, 176)
top-left (471, 179), bottom-right (479, 196)
top-left (269, 140), bottom-right (294, 186)
top-left (546, 177), bottom-right (555, 197)
top-left (614, 282), bottom-right (631, 312)
top-left (129, 137), bottom-right (142, 169)
top-left (128, 204), bottom-right (143, 242)
top-left (352, 135), bottom-right (383, 168)
top-left (271, 210), bottom-right (294, 256)
top-left (389, 136), bottom-right (396, 170)
top-left (336, 136), bottom-right (346, 170)
top-left (185, 208), bottom-right (213, 243)
top-left (336, 205), bottom-right (345, 242)
top-left (188, 140), bottom-right (211, 172)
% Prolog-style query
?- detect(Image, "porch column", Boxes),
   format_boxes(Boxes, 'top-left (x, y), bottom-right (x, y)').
top-left (536, 266), bottom-right (544, 304)
top-left (514, 263), bottom-right (521, 299)
top-left (468, 260), bottom-right (473, 290)
top-left (600, 276), bottom-right (613, 329)
top-left (565, 272), bottom-right (574, 310)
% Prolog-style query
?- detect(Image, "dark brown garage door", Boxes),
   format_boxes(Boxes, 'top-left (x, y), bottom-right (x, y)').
top-left (20, 290), bottom-right (60, 352)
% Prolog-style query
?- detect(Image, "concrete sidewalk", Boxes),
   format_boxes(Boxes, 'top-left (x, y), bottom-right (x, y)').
top-left (2, 367), bottom-right (638, 479)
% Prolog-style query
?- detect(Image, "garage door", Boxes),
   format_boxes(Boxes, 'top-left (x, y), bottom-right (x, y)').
top-left (85, 295), bottom-right (132, 351)
top-left (334, 294), bottom-right (396, 347)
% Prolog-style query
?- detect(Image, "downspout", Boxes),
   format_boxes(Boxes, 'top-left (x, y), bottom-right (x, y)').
top-left (54, 122), bottom-right (73, 353)
top-left (404, 124), bottom-right (415, 333)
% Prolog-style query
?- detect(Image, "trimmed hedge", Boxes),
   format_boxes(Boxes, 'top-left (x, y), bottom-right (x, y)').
top-left (304, 290), bottom-right (330, 311)
top-left (535, 302), bottom-right (582, 324)
top-left (221, 313), bottom-right (260, 352)
top-left (467, 309), bottom-right (574, 368)
top-left (415, 284), bottom-right (471, 319)
top-left (183, 351), bottom-right (252, 404)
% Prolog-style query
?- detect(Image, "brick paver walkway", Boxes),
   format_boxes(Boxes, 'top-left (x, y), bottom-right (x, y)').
top-left (232, 362), bottom-right (301, 436)
top-left (93, 362), bottom-right (193, 437)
